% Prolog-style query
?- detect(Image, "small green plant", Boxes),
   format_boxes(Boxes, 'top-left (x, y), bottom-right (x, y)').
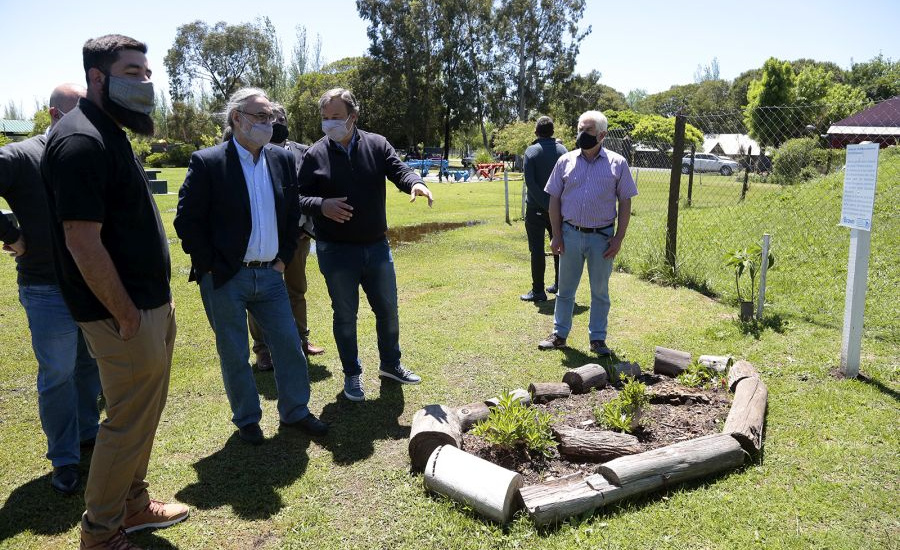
top-left (677, 361), bottom-right (725, 389)
top-left (473, 147), bottom-right (494, 164)
top-left (594, 376), bottom-right (650, 433)
top-left (471, 391), bottom-right (556, 457)
top-left (722, 243), bottom-right (775, 303)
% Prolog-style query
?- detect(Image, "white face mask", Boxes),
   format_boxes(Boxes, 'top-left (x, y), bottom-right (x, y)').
top-left (322, 116), bottom-right (352, 141)
top-left (238, 112), bottom-right (274, 148)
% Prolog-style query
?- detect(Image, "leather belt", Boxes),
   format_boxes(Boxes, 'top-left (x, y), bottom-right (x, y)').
top-left (565, 221), bottom-right (614, 233)
top-left (241, 260), bottom-right (274, 268)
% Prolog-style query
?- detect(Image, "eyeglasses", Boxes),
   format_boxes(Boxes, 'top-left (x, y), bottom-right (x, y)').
top-left (237, 110), bottom-right (275, 124)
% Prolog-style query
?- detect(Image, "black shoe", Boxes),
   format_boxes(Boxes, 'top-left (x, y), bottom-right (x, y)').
top-left (590, 339), bottom-right (612, 356)
top-left (51, 464), bottom-right (80, 495)
top-left (80, 437), bottom-right (96, 451)
top-left (520, 290), bottom-right (548, 302)
top-left (238, 423), bottom-right (264, 445)
top-left (545, 283), bottom-right (558, 294)
top-left (281, 413), bottom-right (329, 437)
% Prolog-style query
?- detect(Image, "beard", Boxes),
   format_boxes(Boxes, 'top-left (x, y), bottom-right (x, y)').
top-left (102, 78), bottom-right (155, 136)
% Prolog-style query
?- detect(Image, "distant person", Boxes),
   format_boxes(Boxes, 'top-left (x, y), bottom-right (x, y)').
top-left (1, 83), bottom-right (101, 496)
top-left (248, 102), bottom-right (324, 372)
top-left (298, 88), bottom-right (433, 402)
top-left (174, 88), bottom-right (327, 444)
top-left (538, 110), bottom-right (637, 356)
top-left (42, 34), bottom-right (188, 549)
top-left (520, 116), bottom-right (567, 302)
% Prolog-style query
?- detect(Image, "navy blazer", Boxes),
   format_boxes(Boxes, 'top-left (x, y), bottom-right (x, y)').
top-left (174, 139), bottom-right (301, 288)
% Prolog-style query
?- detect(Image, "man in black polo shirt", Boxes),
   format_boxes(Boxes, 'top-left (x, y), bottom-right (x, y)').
top-left (42, 34), bottom-right (187, 550)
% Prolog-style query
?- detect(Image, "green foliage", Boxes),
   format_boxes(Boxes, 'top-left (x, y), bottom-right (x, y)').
top-left (631, 114), bottom-right (703, 154)
top-left (130, 137), bottom-right (152, 160)
top-left (546, 70), bottom-right (627, 130)
top-left (822, 84), bottom-right (872, 126)
top-left (166, 101), bottom-right (220, 148)
top-left (605, 109), bottom-right (644, 131)
top-left (145, 143), bottom-right (197, 168)
top-left (595, 376), bottom-right (650, 433)
top-left (744, 57), bottom-right (797, 147)
top-left (29, 109), bottom-right (51, 137)
top-left (145, 152), bottom-right (167, 168)
top-left (474, 148), bottom-right (494, 164)
top-left (848, 53), bottom-right (900, 101)
top-left (471, 391), bottom-right (556, 457)
top-left (493, 121), bottom-right (537, 155)
top-left (0, 134), bottom-right (10, 148)
top-left (676, 361), bottom-right (725, 389)
top-left (771, 137), bottom-right (830, 184)
top-left (723, 243), bottom-right (775, 303)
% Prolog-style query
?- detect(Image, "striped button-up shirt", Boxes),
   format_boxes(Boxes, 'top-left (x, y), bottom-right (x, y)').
top-left (233, 139), bottom-right (279, 262)
top-left (544, 147), bottom-right (638, 228)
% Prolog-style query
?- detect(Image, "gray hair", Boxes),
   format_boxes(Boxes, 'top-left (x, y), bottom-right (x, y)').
top-left (318, 88), bottom-right (359, 115)
top-left (271, 102), bottom-right (286, 119)
top-left (224, 87), bottom-right (269, 129)
top-left (578, 110), bottom-right (609, 133)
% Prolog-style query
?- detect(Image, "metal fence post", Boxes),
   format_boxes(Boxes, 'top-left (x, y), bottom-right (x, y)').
top-left (741, 146), bottom-right (752, 201)
top-left (687, 144), bottom-right (695, 207)
top-left (666, 114), bottom-right (686, 269)
top-left (757, 233), bottom-right (770, 319)
top-left (504, 170), bottom-right (510, 225)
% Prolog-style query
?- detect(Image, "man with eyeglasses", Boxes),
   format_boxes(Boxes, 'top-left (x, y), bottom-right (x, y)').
top-left (175, 87), bottom-right (328, 445)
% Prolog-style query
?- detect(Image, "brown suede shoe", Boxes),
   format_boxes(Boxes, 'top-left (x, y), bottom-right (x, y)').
top-left (80, 529), bottom-right (143, 549)
top-left (302, 340), bottom-right (325, 356)
top-left (538, 333), bottom-right (567, 350)
top-left (254, 349), bottom-right (274, 371)
top-left (123, 500), bottom-right (189, 533)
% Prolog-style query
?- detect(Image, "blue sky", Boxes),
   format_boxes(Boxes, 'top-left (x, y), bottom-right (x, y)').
top-left (0, 0), bottom-right (897, 117)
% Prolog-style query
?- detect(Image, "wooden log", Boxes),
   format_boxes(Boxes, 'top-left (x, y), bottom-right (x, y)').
top-left (553, 426), bottom-right (641, 461)
top-left (455, 402), bottom-right (491, 432)
top-left (485, 388), bottom-right (531, 408)
top-left (653, 346), bottom-right (691, 377)
top-left (698, 354), bottom-right (733, 373)
top-left (562, 364), bottom-right (609, 394)
top-left (528, 382), bottom-right (572, 404)
top-left (408, 405), bottom-right (462, 472)
top-left (424, 445), bottom-right (523, 524)
top-left (727, 360), bottom-right (759, 392)
top-left (609, 361), bottom-right (642, 382)
top-left (597, 433), bottom-right (745, 486)
top-left (723, 376), bottom-right (768, 455)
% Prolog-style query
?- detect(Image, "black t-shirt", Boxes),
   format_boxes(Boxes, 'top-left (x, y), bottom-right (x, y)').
top-left (41, 98), bottom-right (171, 322)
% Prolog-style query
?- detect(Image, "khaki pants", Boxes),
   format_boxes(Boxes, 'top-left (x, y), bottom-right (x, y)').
top-left (78, 303), bottom-right (176, 545)
top-left (250, 235), bottom-right (311, 350)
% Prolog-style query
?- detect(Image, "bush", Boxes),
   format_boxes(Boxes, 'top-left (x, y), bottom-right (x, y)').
top-left (145, 152), bottom-right (167, 167)
top-left (676, 361), bottom-right (725, 389)
top-left (166, 143), bottom-right (197, 167)
top-left (772, 137), bottom-right (828, 184)
top-left (471, 391), bottom-right (556, 457)
top-left (474, 148), bottom-right (494, 164)
top-left (595, 376), bottom-right (650, 433)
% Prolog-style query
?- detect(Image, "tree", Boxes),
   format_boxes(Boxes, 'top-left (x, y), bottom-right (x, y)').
top-left (728, 68), bottom-right (762, 111)
top-left (823, 84), bottom-right (872, 127)
top-left (639, 84), bottom-right (699, 117)
top-left (625, 89), bottom-right (647, 110)
top-left (286, 57), bottom-right (363, 145)
top-left (29, 109), bottom-right (51, 137)
top-left (694, 57), bottom-right (720, 83)
top-left (166, 100), bottom-right (221, 148)
top-left (2, 100), bottom-right (23, 120)
top-left (546, 71), bottom-right (627, 131)
top-left (164, 19), bottom-right (283, 108)
top-left (744, 57), bottom-right (797, 148)
top-left (604, 109), bottom-right (645, 131)
top-left (631, 114), bottom-right (703, 154)
top-left (848, 54), bottom-right (900, 101)
top-left (289, 25), bottom-right (325, 81)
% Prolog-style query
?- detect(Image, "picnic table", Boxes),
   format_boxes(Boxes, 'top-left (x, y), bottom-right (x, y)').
top-left (405, 159), bottom-right (471, 182)
top-left (475, 162), bottom-right (504, 180)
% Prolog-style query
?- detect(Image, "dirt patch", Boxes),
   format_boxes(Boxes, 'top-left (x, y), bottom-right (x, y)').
top-left (462, 374), bottom-right (731, 485)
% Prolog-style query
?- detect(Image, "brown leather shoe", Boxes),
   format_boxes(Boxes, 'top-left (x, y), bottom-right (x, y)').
top-left (538, 332), bottom-right (567, 350)
top-left (80, 529), bottom-right (143, 549)
top-left (123, 499), bottom-right (189, 533)
top-left (302, 340), bottom-right (325, 356)
top-left (254, 349), bottom-right (274, 371)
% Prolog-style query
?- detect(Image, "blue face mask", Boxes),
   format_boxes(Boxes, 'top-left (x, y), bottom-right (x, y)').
top-left (107, 75), bottom-right (155, 115)
top-left (322, 116), bottom-right (352, 141)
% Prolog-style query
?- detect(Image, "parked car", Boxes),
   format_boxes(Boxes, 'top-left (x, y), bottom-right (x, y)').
top-left (682, 153), bottom-right (741, 176)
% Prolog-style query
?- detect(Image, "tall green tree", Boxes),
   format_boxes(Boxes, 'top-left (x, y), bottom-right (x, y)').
top-left (546, 70), bottom-right (627, 131)
top-left (744, 57), bottom-right (797, 147)
top-left (848, 54), bottom-right (900, 101)
top-left (631, 114), bottom-right (703, 154)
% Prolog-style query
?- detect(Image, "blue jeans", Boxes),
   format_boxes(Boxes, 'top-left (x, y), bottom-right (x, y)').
top-left (553, 223), bottom-right (615, 341)
top-left (316, 238), bottom-right (401, 376)
top-left (19, 284), bottom-right (101, 467)
top-left (199, 267), bottom-right (311, 427)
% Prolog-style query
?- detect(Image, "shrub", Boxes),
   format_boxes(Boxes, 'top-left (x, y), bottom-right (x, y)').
top-left (145, 152), bottom-right (167, 167)
top-left (595, 376), bottom-right (650, 433)
top-left (771, 137), bottom-right (828, 184)
top-left (474, 148), bottom-right (494, 165)
top-left (677, 361), bottom-right (725, 389)
top-left (471, 391), bottom-right (556, 457)
top-left (165, 143), bottom-right (197, 167)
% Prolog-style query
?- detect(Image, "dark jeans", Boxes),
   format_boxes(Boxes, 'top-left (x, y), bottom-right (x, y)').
top-left (524, 203), bottom-right (559, 292)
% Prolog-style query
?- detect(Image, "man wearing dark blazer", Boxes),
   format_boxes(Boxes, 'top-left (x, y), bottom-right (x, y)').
top-left (174, 88), bottom-right (327, 444)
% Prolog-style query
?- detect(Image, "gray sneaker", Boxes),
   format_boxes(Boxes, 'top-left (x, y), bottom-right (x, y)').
top-left (344, 374), bottom-right (365, 401)
top-left (538, 332), bottom-right (567, 350)
top-left (378, 365), bottom-right (422, 384)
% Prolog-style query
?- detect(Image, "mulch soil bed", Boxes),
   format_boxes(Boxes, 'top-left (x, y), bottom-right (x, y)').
top-left (462, 374), bottom-right (732, 485)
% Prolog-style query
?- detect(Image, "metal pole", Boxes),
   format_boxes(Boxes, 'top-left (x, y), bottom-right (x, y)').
top-left (741, 146), bottom-right (752, 201)
top-left (504, 170), bottom-right (510, 225)
top-left (665, 114), bottom-right (686, 269)
top-left (757, 233), bottom-right (770, 319)
top-left (687, 144), bottom-right (695, 207)
top-left (841, 228), bottom-right (871, 379)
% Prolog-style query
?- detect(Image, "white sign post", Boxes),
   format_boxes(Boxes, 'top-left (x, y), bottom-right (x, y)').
top-left (838, 143), bottom-right (879, 378)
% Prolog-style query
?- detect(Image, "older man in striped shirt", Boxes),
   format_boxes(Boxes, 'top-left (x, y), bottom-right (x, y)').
top-left (538, 110), bottom-right (638, 356)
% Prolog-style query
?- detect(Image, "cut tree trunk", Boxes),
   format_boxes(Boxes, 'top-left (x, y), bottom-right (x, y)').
top-left (408, 405), bottom-right (462, 472)
top-left (562, 364), bottom-right (609, 394)
top-left (553, 426), bottom-right (641, 461)
top-left (528, 382), bottom-right (572, 404)
top-left (609, 362), bottom-right (642, 382)
top-left (723, 376), bottom-right (768, 455)
top-left (424, 445), bottom-right (523, 524)
top-left (455, 402), bottom-right (491, 432)
top-left (653, 346), bottom-right (692, 377)
top-left (698, 354), bottom-right (733, 373)
top-left (727, 360), bottom-right (759, 392)
top-left (597, 433), bottom-right (746, 486)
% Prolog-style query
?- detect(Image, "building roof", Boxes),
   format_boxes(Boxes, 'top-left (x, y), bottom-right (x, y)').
top-left (702, 134), bottom-right (761, 156)
top-left (0, 119), bottom-right (34, 134)
top-left (827, 96), bottom-right (900, 134)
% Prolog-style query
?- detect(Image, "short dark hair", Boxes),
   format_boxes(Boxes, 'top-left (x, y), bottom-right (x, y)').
top-left (319, 88), bottom-right (359, 116)
top-left (535, 116), bottom-right (554, 138)
top-left (82, 34), bottom-right (147, 79)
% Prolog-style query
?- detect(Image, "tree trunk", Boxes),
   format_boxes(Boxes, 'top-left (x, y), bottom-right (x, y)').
top-left (455, 402), bottom-right (491, 432)
top-left (698, 354), bottom-right (733, 373)
top-left (596, 433), bottom-right (745, 486)
top-left (553, 426), bottom-right (641, 461)
top-left (528, 382), bottom-right (571, 404)
top-left (727, 359), bottom-right (759, 392)
top-left (408, 405), bottom-right (462, 472)
top-left (653, 346), bottom-right (692, 377)
top-left (424, 445), bottom-right (523, 524)
top-left (609, 362), bottom-right (642, 382)
top-left (562, 364), bottom-right (609, 394)
top-left (723, 376), bottom-right (768, 455)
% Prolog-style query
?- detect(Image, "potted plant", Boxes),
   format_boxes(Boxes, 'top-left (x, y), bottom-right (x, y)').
top-left (723, 244), bottom-right (775, 321)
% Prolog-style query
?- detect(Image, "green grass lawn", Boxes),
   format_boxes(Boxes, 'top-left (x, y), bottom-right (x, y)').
top-left (0, 169), bottom-right (897, 549)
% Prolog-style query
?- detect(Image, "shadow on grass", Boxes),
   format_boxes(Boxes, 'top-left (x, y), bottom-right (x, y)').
top-left (857, 372), bottom-right (900, 402)
top-left (558, 348), bottom-right (622, 371)
top-left (529, 298), bottom-right (589, 318)
top-left (318, 379), bottom-right (409, 465)
top-left (255, 361), bottom-right (332, 401)
top-left (0, 471), bottom-right (85, 541)
top-left (735, 312), bottom-right (788, 339)
top-left (175, 431), bottom-right (310, 520)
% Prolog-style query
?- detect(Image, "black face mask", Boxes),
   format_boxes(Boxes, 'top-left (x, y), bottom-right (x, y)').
top-left (270, 123), bottom-right (289, 144)
top-left (575, 131), bottom-right (598, 150)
